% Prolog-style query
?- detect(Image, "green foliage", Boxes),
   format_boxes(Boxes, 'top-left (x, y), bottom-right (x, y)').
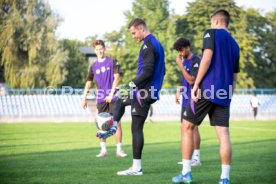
top-left (175, 0), bottom-right (256, 88)
top-left (59, 39), bottom-right (88, 88)
top-left (1, 0), bottom-right (275, 88)
top-left (105, 0), bottom-right (179, 87)
top-left (0, 0), bottom-right (68, 88)
top-left (246, 9), bottom-right (276, 88)
top-left (84, 35), bottom-right (98, 47)
top-left (105, 0), bottom-right (276, 88)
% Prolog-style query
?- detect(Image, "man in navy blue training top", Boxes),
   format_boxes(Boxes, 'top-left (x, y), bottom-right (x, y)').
top-left (98, 18), bottom-right (165, 176)
top-left (172, 9), bottom-right (240, 184)
top-left (173, 38), bottom-right (202, 167)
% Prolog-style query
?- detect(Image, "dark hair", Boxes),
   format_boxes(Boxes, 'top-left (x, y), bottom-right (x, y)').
top-left (128, 18), bottom-right (146, 29)
top-left (173, 38), bottom-right (191, 51)
top-left (211, 9), bottom-right (230, 26)
top-left (93, 40), bottom-right (105, 48)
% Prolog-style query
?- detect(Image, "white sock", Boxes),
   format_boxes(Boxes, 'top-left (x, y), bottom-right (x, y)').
top-left (116, 143), bottom-right (122, 152)
top-left (100, 142), bottom-right (107, 153)
top-left (132, 159), bottom-right (142, 171)
top-left (192, 149), bottom-right (200, 161)
top-left (220, 164), bottom-right (230, 179)
top-left (182, 159), bottom-right (191, 175)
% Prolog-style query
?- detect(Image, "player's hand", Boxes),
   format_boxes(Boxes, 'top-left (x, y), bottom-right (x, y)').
top-left (176, 55), bottom-right (184, 70)
top-left (175, 91), bottom-right (180, 104)
top-left (81, 98), bottom-right (87, 109)
top-left (105, 94), bottom-right (113, 103)
top-left (96, 126), bottom-right (117, 139)
top-left (192, 84), bottom-right (199, 103)
top-left (118, 81), bottom-right (136, 101)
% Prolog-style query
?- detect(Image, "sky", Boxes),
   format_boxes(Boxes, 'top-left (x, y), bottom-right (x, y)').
top-left (48, 0), bottom-right (276, 41)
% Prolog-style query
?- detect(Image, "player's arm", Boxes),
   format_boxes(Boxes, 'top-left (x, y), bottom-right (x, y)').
top-left (192, 29), bottom-right (215, 102)
top-left (81, 65), bottom-right (94, 109)
top-left (132, 43), bottom-right (155, 86)
top-left (192, 50), bottom-right (213, 102)
top-left (107, 59), bottom-right (123, 102)
top-left (81, 81), bottom-right (92, 109)
top-left (175, 87), bottom-right (181, 104)
top-left (176, 56), bottom-right (195, 85)
top-left (233, 73), bottom-right (238, 94)
top-left (194, 50), bottom-right (213, 87)
top-left (105, 73), bottom-right (120, 103)
top-left (192, 49), bottom-right (213, 102)
top-left (118, 44), bottom-right (155, 100)
top-left (233, 52), bottom-right (240, 95)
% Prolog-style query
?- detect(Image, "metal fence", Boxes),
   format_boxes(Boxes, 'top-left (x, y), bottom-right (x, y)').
top-left (1, 88), bottom-right (276, 122)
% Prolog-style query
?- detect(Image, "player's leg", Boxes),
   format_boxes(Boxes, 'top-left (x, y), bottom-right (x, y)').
top-left (177, 106), bottom-right (186, 165)
top-left (216, 126), bottom-right (232, 179)
top-left (210, 105), bottom-right (231, 183)
top-left (172, 99), bottom-right (211, 183)
top-left (132, 115), bottom-right (146, 169)
top-left (181, 119), bottom-right (196, 169)
top-left (109, 101), bottom-right (128, 158)
top-left (96, 102), bottom-right (109, 157)
top-left (113, 97), bottom-right (131, 123)
top-left (172, 119), bottom-right (195, 183)
top-left (253, 107), bottom-right (257, 120)
top-left (191, 126), bottom-right (201, 166)
top-left (178, 108), bottom-right (202, 166)
top-left (117, 96), bottom-right (151, 176)
top-left (117, 115), bottom-right (146, 175)
top-left (115, 122), bottom-right (127, 157)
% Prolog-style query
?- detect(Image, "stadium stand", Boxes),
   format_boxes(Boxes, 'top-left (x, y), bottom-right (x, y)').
top-left (0, 89), bottom-right (276, 122)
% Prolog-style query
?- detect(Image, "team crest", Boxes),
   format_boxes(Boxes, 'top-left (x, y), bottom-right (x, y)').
top-left (101, 66), bottom-right (106, 73)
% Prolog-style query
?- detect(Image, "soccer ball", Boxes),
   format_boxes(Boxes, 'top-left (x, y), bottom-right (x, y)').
top-left (96, 112), bottom-right (113, 131)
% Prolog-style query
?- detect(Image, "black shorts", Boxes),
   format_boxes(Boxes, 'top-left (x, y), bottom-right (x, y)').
top-left (183, 98), bottom-right (230, 127)
top-left (181, 105), bottom-right (204, 125)
top-left (126, 90), bottom-right (156, 118)
top-left (96, 101), bottom-right (116, 115)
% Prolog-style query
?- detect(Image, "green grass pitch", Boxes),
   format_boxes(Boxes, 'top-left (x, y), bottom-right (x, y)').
top-left (0, 120), bottom-right (276, 184)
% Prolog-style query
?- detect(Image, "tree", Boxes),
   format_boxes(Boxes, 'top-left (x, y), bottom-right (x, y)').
top-left (0, 0), bottom-right (68, 88)
top-left (84, 35), bottom-right (98, 47)
top-left (105, 0), bottom-right (179, 87)
top-left (175, 0), bottom-right (256, 88)
top-left (246, 9), bottom-right (276, 88)
top-left (60, 39), bottom-right (88, 88)
top-left (263, 10), bottom-right (276, 87)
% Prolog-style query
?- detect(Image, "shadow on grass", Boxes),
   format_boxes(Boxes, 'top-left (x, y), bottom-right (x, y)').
top-left (0, 139), bottom-right (276, 184)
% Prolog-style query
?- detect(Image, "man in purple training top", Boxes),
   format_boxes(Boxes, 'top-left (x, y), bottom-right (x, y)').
top-left (172, 9), bottom-right (240, 184)
top-left (81, 40), bottom-right (127, 158)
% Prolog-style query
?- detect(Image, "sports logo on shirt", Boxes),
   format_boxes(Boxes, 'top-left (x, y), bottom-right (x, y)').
top-left (101, 66), bottom-right (106, 73)
top-left (143, 44), bottom-right (148, 50)
top-left (95, 66), bottom-right (108, 74)
top-left (193, 63), bottom-right (199, 68)
top-left (204, 33), bottom-right (211, 38)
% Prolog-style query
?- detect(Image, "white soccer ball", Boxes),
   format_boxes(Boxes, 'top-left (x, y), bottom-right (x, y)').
top-left (96, 112), bottom-right (113, 131)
